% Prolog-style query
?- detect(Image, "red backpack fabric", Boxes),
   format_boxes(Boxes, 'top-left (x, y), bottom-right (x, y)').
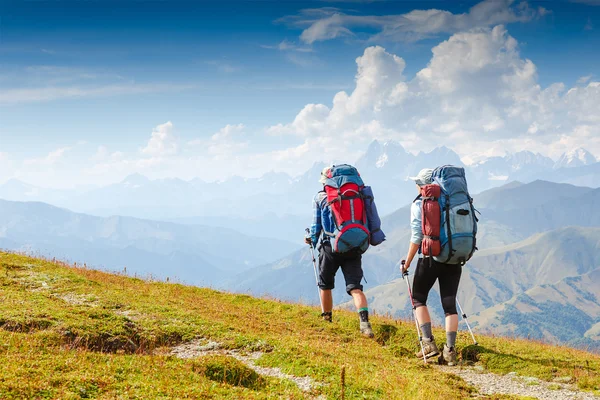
top-left (322, 165), bottom-right (370, 254)
top-left (420, 184), bottom-right (441, 256)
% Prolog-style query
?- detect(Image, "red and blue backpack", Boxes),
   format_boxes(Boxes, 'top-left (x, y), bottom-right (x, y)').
top-left (322, 164), bottom-right (371, 254)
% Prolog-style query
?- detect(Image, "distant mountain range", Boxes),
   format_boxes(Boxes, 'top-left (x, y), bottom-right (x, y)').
top-left (0, 199), bottom-right (300, 285)
top-left (1, 142), bottom-right (597, 245)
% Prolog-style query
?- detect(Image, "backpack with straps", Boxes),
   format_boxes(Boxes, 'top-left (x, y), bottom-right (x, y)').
top-left (322, 164), bottom-right (370, 254)
top-left (430, 165), bottom-right (478, 265)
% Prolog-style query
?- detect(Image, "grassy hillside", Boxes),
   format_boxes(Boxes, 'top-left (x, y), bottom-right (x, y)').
top-left (1, 252), bottom-right (600, 399)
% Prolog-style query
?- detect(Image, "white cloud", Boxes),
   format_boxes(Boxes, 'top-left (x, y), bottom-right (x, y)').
top-left (281, 0), bottom-right (544, 44)
top-left (261, 39), bottom-right (314, 53)
top-left (0, 83), bottom-right (195, 105)
top-left (23, 147), bottom-right (72, 166)
top-left (92, 145), bottom-right (125, 163)
top-left (141, 121), bottom-right (178, 157)
top-left (189, 124), bottom-right (248, 158)
top-left (262, 25), bottom-right (600, 164)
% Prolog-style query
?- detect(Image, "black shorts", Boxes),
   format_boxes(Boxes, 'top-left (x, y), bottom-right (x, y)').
top-left (318, 243), bottom-right (363, 295)
top-left (412, 257), bottom-right (462, 316)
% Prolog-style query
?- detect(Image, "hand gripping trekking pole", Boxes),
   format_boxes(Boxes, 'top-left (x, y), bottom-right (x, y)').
top-left (456, 297), bottom-right (477, 345)
top-left (306, 228), bottom-right (324, 313)
top-left (402, 260), bottom-right (427, 364)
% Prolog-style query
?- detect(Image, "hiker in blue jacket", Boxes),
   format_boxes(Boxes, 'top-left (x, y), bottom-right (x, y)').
top-left (304, 166), bottom-right (382, 338)
top-left (402, 168), bottom-right (462, 366)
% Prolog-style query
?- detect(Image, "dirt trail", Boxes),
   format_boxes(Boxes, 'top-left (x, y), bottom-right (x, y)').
top-left (438, 365), bottom-right (599, 400)
top-left (170, 340), bottom-right (323, 393)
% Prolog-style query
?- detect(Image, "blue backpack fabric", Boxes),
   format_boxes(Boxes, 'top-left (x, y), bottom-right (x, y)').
top-left (431, 165), bottom-right (478, 265)
top-left (322, 164), bottom-right (365, 188)
top-left (360, 186), bottom-right (386, 246)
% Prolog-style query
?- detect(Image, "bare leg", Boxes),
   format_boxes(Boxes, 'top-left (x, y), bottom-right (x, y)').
top-left (445, 314), bottom-right (458, 332)
top-left (350, 289), bottom-right (368, 310)
top-left (415, 305), bottom-right (431, 325)
top-left (320, 289), bottom-right (333, 312)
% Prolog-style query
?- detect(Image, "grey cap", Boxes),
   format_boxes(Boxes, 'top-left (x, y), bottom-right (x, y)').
top-left (409, 168), bottom-right (434, 186)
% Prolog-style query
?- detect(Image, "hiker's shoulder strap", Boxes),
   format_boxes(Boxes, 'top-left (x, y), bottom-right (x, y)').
top-left (413, 194), bottom-right (422, 203)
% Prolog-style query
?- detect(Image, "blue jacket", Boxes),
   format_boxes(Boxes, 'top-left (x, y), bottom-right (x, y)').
top-left (309, 191), bottom-right (335, 247)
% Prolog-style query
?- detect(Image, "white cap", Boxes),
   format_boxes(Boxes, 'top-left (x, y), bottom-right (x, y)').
top-left (319, 166), bottom-right (331, 184)
top-left (409, 168), bottom-right (434, 186)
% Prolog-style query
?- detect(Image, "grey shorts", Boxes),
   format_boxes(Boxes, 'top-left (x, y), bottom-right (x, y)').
top-left (318, 243), bottom-right (364, 295)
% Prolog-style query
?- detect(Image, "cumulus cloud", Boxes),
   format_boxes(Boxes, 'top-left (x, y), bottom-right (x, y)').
top-left (141, 121), bottom-right (178, 157)
top-left (206, 124), bottom-right (248, 158)
top-left (264, 25), bottom-right (600, 164)
top-left (280, 0), bottom-right (544, 44)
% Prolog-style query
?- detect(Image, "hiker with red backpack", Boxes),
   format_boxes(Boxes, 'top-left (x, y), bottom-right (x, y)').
top-left (401, 166), bottom-right (478, 365)
top-left (304, 165), bottom-right (385, 338)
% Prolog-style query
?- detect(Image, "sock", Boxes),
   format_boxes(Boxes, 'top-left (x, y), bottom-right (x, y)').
top-left (358, 307), bottom-right (369, 323)
top-left (420, 322), bottom-right (433, 340)
top-left (446, 331), bottom-right (457, 349)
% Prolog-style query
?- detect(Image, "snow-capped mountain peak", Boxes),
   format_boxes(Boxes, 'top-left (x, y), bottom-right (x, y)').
top-left (376, 153), bottom-right (388, 168)
top-left (554, 148), bottom-right (597, 169)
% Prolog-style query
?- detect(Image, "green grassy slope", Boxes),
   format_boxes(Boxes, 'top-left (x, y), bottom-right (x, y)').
top-left (1, 252), bottom-right (599, 399)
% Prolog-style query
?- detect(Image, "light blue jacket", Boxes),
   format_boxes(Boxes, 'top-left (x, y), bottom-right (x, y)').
top-left (410, 198), bottom-right (424, 245)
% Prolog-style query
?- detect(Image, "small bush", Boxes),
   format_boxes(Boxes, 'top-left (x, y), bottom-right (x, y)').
top-left (462, 345), bottom-right (483, 363)
top-left (375, 324), bottom-right (398, 346)
top-left (192, 355), bottom-right (264, 389)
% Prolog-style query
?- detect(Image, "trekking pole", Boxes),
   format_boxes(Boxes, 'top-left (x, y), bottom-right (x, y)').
top-left (305, 228), bottom-right (324, 313)
top-left (402, 260), bottom-right (427, 364)
top-left (456, 298), bottom-right (477, 345)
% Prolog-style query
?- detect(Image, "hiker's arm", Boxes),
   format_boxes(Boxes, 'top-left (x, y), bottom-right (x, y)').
top-left (404, 242), bottom-right (420, 272)
top-left (404, 201), bottom-right (423, 271)
top-left (309, 195), bottom-right (322, 247)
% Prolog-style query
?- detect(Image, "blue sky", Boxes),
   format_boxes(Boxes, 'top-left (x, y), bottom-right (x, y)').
top-left (1, 0), bottom-right (599, 187)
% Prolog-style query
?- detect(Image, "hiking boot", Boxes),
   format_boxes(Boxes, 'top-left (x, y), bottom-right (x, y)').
top-left (416, 337), bottom-right (439, 359)
top-left (443, 344), bottom-right (457, 366)
top-left (321, 312), bottom-right (332, 323)
top-left (360, 321), bottom-right (374, 338)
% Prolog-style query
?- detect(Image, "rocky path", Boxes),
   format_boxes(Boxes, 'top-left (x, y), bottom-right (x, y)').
top-left (438, 365), bottom-right (599, 400)
top-left (170, 339), bottom-right (322, 393)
